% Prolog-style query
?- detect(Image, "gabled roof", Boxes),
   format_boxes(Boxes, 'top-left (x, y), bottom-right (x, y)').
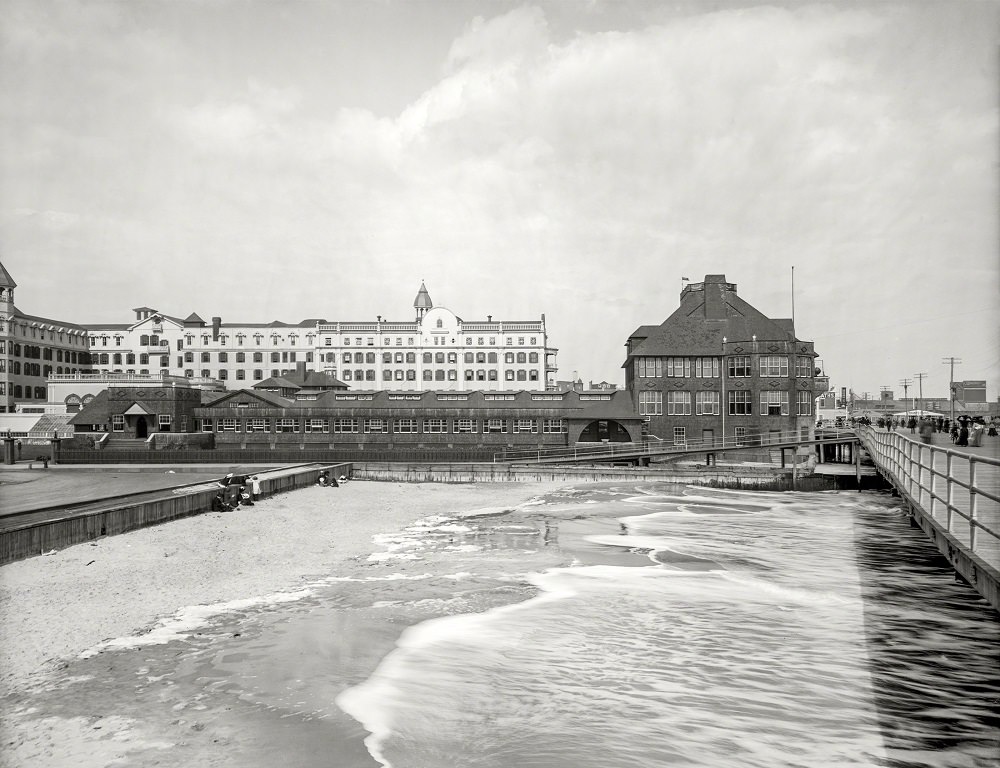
top-left (184, 313), bottom-right (206, 325)
top-left (254, 377), bottom-right (299, 390)
top-left (200, 388), bottom-right (294, 409)
top-left (624, 274), bottom-right (799, 361)
top-left (69, 391), bottom-right (111, 425)
top-left (124, 402), bottom-right (155, 416)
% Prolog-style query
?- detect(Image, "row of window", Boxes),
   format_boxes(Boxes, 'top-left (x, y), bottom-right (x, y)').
top-left (330, 335), bottom-right (539, 347)
top-left (2, 324), bottom-right (86, 344)
top-left (1, 362), bottom-right (82, 377)
top-left (636, 356), bottom-right (814, 378)
top-left (111, 414), bottom-right (174, 431)
top-left (638, 390), bottom-right (812, 416)
top-left (0, 384), bottom-right (47, 398)
top-left (89, 333), bottom-right (544, 349)
top-left (199, 417), bottom-right (567, 435)
top-left (0, 342), bottom-right (86, 364)
top-left (328, 351), bottom-right (542, 365)
top-left (339, 369), bottom-right (540, 383)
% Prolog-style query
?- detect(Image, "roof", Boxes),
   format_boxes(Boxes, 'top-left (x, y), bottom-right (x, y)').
top-left (254, 377), bottom-right (299, 390)
top-left (198, 388), bottom-right (640, 419)
top-left (624, 274), bottom-right (801, 361)
top-left (0, 260), bottom-right (16, 289)
top-left (69, 391), bottom-right (112, 425)
top-left (413, 281), bottom-right (433, 309)
top-left (9, 307), bottom-right (90, 332)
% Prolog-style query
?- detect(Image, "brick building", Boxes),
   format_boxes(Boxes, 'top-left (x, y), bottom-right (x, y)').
top-left (623, 274), bottom-right (822, 446)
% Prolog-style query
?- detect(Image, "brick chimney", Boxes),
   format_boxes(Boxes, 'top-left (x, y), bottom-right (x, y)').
top-left (212, 317), bottom-right (221, 341)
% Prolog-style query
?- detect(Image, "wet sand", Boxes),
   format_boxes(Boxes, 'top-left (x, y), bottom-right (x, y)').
top-left (0, 478), bottom-right (570, 767)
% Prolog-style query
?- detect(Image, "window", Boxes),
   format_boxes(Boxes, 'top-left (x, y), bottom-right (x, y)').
top-left (253, 352), bottom-right (263, 363)
top-left (693, 358), bottom-right (720, 378)
top-left (513, 419), bottom-right (537, 434)
top-left (516, 352), bottom-right (526, 364)
top-left (218, 352), bottom-right (228, 363)
top-left (434, 352), bottom-right (445, 364)
top-left (275, 418), bottom-right (300, 433)
top-left (423, 352), bottom-right (432, 364)
top-left (637, 357), bottom-right (661, 377)
top-left (383, 352), bottom-right (393, 364)
top-left (364, 418), bottom-right (388, 434)
top-left (665, 358), bottom-right (690, 377)
top-left (529, 352), bottom-right (538, 364)
top-left (333, 418), bottom-right (359, 434)
top-left (758, 356), bottom-right (789, 378)
top-left (253, 369), bottom-right (263, 380)
top-left (406, 370), bottom-right (416, 381)
top-left (200, 352), bottom-right (210, 363)
top-left (366, 352), bottom-right (376, 364)
top-left (423, 418), bottom-right (447, 433)
top-left (796, 356), bottom-right (813, 377)
top-left (484, 418), bottom-right (507, 433)
top-left (728, 391), bottom-right (752, 415)
top-left (735, 427), bottom-right (747, 445)
top-left (673, 427), bottom-right (687, 446)
top-left (342, 353), bottom-right (351, 364)
top-left (639, 391), bottom-right (662, 416)
top-left (667, 391), bottom-right (691, 415)
top-left (760, 391), bottom-right (789, 416)
top-left (529, 370), bottom-right (539, 381)
top-left (218, 370), bottom-right (228, 380)
top-left (305, 419), bottom-right (328, 434)
top-left (465, 370), bottom-right (475, 381)
top-left (696, 391), bottom-right (720, 415)
top-left (797, 391), bottom-right (812, 415)
top-left (435, 370), bottom-right (445, 381)
top-left (453, 419), bottom-right (477, 433)
top-left (236, 370), bottom-right (245, 380)
top-left (246, 418), bottom-right (271, 433)
top-left (447, 352), bottom-right (457, 364)
top-left (236, 352), bottom-right (245, 363)
top-left (201, 369), bottom-right (210, 378)
top-left (505, 352), bottom-right (514, 364)
top-left (394, 418), bottom-right (418, 434)
top-left (139, 354), bottom-right (149, 365)
top-left (201, 418), bottom-right (214, 433)
top-left (543, 419), bottom-right (566, 434)
top-left (423, 370), bottom-right (433, 381)
top-left (112, 414), bottom-right (125, 432)
top-left (728, 356), bottom-right (751, 377)
top-left (365, 370), bottom-right (376, 381)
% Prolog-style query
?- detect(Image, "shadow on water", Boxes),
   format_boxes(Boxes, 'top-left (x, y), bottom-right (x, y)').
top-left (852, 493), bottom-right (1000, 767)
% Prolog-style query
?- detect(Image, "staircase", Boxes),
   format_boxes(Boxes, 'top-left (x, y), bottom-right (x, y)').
top-left (104, 438), bottom-right (152, 450)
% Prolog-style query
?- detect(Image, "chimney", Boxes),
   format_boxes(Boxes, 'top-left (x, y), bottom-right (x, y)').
top-left (703, 275), bottom-right (728, 319)
top-left (296, 361), bottom-right (307, 380)
top-left (212, 316), bottom-right (221, 341)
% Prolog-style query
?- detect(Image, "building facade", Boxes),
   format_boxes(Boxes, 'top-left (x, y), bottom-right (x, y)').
top-left (80, 282), bottom-right (558, 392)
top-left (0, 262), bottom-right (91, 413)
top-left (623, 274), bottom-right (823, 446)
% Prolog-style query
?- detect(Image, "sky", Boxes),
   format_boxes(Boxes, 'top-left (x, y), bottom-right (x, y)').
top-left (1, 0), bottom-right (997, 400)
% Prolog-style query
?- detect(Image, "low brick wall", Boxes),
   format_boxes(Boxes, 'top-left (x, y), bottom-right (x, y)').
top-left (0, 463), bottom-right (351, 565)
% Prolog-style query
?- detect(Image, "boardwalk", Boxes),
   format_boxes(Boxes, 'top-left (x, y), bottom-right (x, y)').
top-left (859, 426), bottom-right (1000, 608)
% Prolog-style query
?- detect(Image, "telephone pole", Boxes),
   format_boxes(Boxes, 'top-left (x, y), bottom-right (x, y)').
top-left (942, 357), bottom-right (961, 423)
top-left (899, 378), bottom-right (912, 414)
top-left (914, 372), bottom-right (928, 414)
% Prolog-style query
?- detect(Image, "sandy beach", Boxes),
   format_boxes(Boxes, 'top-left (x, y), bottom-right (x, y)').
top-left (0, 477), bottom-right (570, 766)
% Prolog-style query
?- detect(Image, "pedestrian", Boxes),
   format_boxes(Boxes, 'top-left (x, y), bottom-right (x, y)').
top-left (957, 423), bottom-right (969, 447)
top-left (250, 475), bottom-right (261, 502)
top-left (907, 417), bottom-right (917, 434)
top-left (16, 440), bottom-right (21, 459)
top-left (970, 422), bottom-right (985, 447)
top-left (918, 419), bottom-right (933, 444)
top-left (988, 421), bottom-right (998, 438)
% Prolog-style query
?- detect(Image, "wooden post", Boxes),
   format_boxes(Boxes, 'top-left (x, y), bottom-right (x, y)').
top-left (854, 441), bottom-right (862, 490)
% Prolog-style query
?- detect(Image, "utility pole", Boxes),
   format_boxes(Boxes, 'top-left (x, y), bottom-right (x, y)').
top-left (914, 372), bottom-right (928, 414)
top-left (899, 378), bottom-right (913, 415)
top-left (942, 357), bottom-right (961, 423)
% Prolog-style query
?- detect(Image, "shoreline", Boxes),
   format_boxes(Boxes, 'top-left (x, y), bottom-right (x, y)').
top-left (0, 478), bottom-right (571, 700)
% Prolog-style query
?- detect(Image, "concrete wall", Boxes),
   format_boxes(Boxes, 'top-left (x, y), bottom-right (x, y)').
top-left (0, 463), bottom-right (351, 565)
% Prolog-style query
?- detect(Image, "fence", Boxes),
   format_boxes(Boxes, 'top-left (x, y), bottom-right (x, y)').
top-left (858, 426), bottom-right (1000, 573)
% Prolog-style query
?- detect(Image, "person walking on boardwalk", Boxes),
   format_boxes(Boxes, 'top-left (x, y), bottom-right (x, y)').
top-left (918, 418), bottom-right (934, 444)
top-left (907, 416), bottom-right (917, 434)
top-left (250, 475), bottom-right (261, 502)
top-left (956, 422), bottom-right (969, 447)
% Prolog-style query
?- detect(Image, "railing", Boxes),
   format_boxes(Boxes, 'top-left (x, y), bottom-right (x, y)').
top-left (858, 426), bottom-right (1000, 568)
top-left (494, 427), bottom-right (858, 464)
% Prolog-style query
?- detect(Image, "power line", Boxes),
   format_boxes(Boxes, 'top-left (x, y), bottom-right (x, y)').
top-left (914, 372), bottom-right (928, 412)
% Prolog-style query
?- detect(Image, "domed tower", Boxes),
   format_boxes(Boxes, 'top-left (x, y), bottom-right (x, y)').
top-left (413, 281), bottom-right (433, 321)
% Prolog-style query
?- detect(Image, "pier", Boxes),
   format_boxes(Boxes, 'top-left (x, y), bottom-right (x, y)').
top-left (858, 426), bottom-right (1000, 610)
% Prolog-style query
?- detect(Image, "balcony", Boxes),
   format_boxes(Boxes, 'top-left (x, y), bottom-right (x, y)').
top-left (813, 375), bottom-right (830, 393)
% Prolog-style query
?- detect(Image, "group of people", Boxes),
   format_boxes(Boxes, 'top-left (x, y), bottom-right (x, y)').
top-left (867, 414), bottom-right (997, 447)
top-left (211, 473), bottom-right (262, 511)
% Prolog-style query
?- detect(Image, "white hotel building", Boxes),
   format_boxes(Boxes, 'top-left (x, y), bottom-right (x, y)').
top-left (80, 283), bottom-right (558, 392)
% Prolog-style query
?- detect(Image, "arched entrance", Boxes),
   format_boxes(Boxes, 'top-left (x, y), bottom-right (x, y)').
top-left (577, 419), bottom-right (632, 443)
top-left (135, 416), bottom-right (148, 439)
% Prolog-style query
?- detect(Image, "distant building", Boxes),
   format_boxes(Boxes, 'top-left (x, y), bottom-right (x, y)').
top-left (623, 274), bottom-right (822, 445)
top-left (80, 281), bottom-right (558, 392)
top-left (0, 261), bottom-right (90, 413)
